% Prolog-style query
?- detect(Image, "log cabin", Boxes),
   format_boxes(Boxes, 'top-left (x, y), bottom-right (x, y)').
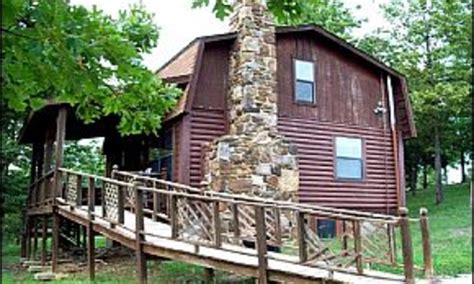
top-left (153, 1), bottom-right (416, 218)
top-left (19, 0), bottom-right (416, 240)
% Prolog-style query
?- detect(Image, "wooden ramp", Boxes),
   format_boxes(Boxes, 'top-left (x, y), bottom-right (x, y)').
top-left (24, 168), bottom-right (432, 283)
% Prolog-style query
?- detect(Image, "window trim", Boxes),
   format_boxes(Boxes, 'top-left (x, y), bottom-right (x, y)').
top-left (333, 136), bottom-right (366, 182)
top-left (293, 58), bottom-right (317, 105)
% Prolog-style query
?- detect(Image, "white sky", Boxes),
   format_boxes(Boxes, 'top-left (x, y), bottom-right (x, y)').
top-left (71, 0), bottom-right (389, 71)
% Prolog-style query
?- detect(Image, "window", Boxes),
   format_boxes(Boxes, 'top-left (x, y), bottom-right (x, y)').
top-left (317, 219), bottom-right (336, 239)
top-left (335, 137), bottom-right (363, 180)
top-left (148, 130), bottom-right (173, 181)
top-left (294, 60), bottom-right (315, 103)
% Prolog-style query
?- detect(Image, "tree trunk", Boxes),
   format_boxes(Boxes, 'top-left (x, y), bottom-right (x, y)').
top-left (410, 165), bottom-right (418, 196)
top-left (460, 150), bottom-right (466, 183)
top-left (422, 164), bottom-right (428, 191)
top-left (434, 125), bottom-right (443, 204)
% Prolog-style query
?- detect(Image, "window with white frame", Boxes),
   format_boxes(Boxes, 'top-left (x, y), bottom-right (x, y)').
top-left (294, 59), bottom-right (315, 103)
top-left (335, 137), bottom-right (363, 180)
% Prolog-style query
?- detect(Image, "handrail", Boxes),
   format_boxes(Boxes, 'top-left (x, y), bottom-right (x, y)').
top-left (52, 167), bottom-right (421, 284)
top-left (115, 170), bottom-right (400, 222)
top-left (29, 169), bottom-right (55, 188)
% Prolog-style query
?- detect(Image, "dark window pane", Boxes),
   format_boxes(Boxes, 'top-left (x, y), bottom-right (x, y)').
top-left (317, 219), bottom-right (336, 239)
top-left (336, 158), bottom-right (363, 179)
top-left (296, 80), bottom-right (314, 103)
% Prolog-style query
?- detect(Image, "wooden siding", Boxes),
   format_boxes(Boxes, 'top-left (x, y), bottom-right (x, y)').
top-left (189, 110), bottom-right (227, 187)
top-left (278, 117), bottom-right (397, 213)
top-left (276, 33), bottom-right (387, 129)
top-left (192, 41), bottom-right (230, 110)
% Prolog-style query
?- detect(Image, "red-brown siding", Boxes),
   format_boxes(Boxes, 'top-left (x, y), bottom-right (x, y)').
top-left (276, 32), bottom-right (386, 129)
top-left (189, 110), bottom-right (227, 187)
top-left (278, 117), bottom-right (397, 213)
top-left (192, 41), bottom-right (230, 110)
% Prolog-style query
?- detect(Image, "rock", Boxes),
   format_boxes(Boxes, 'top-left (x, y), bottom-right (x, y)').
top-left (27, 266), bottom-right (50, 273)
top-left (22, 260), bottom-right (42, 267)
top-left (34, 272), bottom-right (56, 281)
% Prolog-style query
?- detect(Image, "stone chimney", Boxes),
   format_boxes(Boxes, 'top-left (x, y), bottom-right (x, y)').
top-left (203, 0), bottom-right (298, 201)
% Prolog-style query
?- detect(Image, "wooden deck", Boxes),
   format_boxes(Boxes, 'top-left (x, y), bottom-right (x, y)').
top-left (23, 168), bottom-right (433, 283)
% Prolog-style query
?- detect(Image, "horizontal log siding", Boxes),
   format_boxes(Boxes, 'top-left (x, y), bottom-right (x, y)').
top-left (189, 110), bottom-right (227, 187)
top-left (278, 117), bottom-right (397, 213)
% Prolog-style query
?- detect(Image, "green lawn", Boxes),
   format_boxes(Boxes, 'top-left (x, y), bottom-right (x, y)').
top-left (406, 182), bottom-right (472, 276)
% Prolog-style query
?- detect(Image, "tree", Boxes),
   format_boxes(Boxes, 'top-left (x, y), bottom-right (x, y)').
top-left (192, 0), bottom-right (363, 40)
top-left (2, 0), bottom-right (181, 136)
top-left (358, 0), bottom-right (471, 204)
top-left (1, 0), bottom-right (180, 242)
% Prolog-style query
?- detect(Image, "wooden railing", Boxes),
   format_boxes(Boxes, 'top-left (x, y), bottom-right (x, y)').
top-left (26, 167), bottom-right (433, 283)
top-left (27, 169), bottom-right (55, 209)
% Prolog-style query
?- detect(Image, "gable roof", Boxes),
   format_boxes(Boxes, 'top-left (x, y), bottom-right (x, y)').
top-left (156, 24), bottom-right (416, 138)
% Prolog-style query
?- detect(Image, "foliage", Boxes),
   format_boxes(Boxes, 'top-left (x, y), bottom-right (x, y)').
top-left (2, 0), bottom-right (181, 136)
top-left (357, 0), bottom-right (472, 201)
top-left (63, 140), bottom-right (105, 174)
top-left (192, 0), bottom-right (362, 40)
top-left (273, 0), bottom-right (364, 40)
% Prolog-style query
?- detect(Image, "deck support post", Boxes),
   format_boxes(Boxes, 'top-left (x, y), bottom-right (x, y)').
top-left (51, 209), bottom-right (60, 273)
top-left (25, 217), bottom-right (32, 259)
top-left (33, 216), bottom-right (39, 260)
top-left (399, 207), bottom-right (415, 284)
top-left (87, 176), bottom-right (96, 280)
top-left (204, 267), bottom-right (215, 283)
top-left (135, 183), bottom-right (147, 284)
top-left (419, 208), bottom-right (433, 279)
top-left (254, 206), bottom-right (268, 284)
top-left (41, 215), bottom-right (48, 265)
top-left (87, 223), bottom-right (95, 280)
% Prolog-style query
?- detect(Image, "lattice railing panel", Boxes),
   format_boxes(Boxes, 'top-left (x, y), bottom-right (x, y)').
top-left (103, 182), bottom-right (119, 222)
top-left (360, 221), bottom-right (396, 265)
top-left (176, 198), bottom-right (214, 245)
top-left (66, 174), bottom-right (78, 205)
top-left (304, 221), bottom-right (356, 268)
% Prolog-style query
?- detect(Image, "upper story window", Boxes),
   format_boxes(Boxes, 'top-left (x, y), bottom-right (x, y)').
top-left (335, 137), bottom-right (363, 180)
top-left (294, 59), bottom-right (316, 104)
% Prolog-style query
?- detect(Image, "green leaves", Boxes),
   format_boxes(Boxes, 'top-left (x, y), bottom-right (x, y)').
top-left (2, 0), bottom-right (181, 136)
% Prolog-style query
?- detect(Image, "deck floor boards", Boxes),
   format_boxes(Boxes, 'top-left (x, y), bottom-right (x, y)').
top-left (56, 204), bottom-right (405, 283)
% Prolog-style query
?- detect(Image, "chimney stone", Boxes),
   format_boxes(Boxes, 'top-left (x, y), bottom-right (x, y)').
top-left (203, 0), bottom-right (299, 202)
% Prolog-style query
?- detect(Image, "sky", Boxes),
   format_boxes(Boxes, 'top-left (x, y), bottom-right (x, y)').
top-left (71, 0), bottom-right (389, 71)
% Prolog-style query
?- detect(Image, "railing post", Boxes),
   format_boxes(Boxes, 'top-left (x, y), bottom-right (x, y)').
top-left (135, 182), bottom-right (147, 284)
top-left (213, 200), bottom-right (222, 247)
top-left (76, 175), bottom-right (83, 207)
top-left (353, 220), bottom-right (363, 274)
top-left (420, 208), bottom-right (433, 279)
top-left (399, 207), bottom-right (415, 284)
top-left (88, 177), bottom-right (96, 220)
top-left (296, 211), bottom-right (307, 263)
top-left (255, 205), bottom-right (268, 284)
top-left (152, 181), bottom-right (159, 221)
top-left (117, 185), bottom-right (125, 225)
top-left (232, 203), bottom-right (240, 245)
top-left (274, 207), bottom-right (282, 246)
top-left (170, 194), bottom-right (178, 239)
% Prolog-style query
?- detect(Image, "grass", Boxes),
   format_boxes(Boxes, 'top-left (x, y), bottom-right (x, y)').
top-left (406, 182), bottom-right (472, 276)
top-left (2, 238), bottom-right (251, 283)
